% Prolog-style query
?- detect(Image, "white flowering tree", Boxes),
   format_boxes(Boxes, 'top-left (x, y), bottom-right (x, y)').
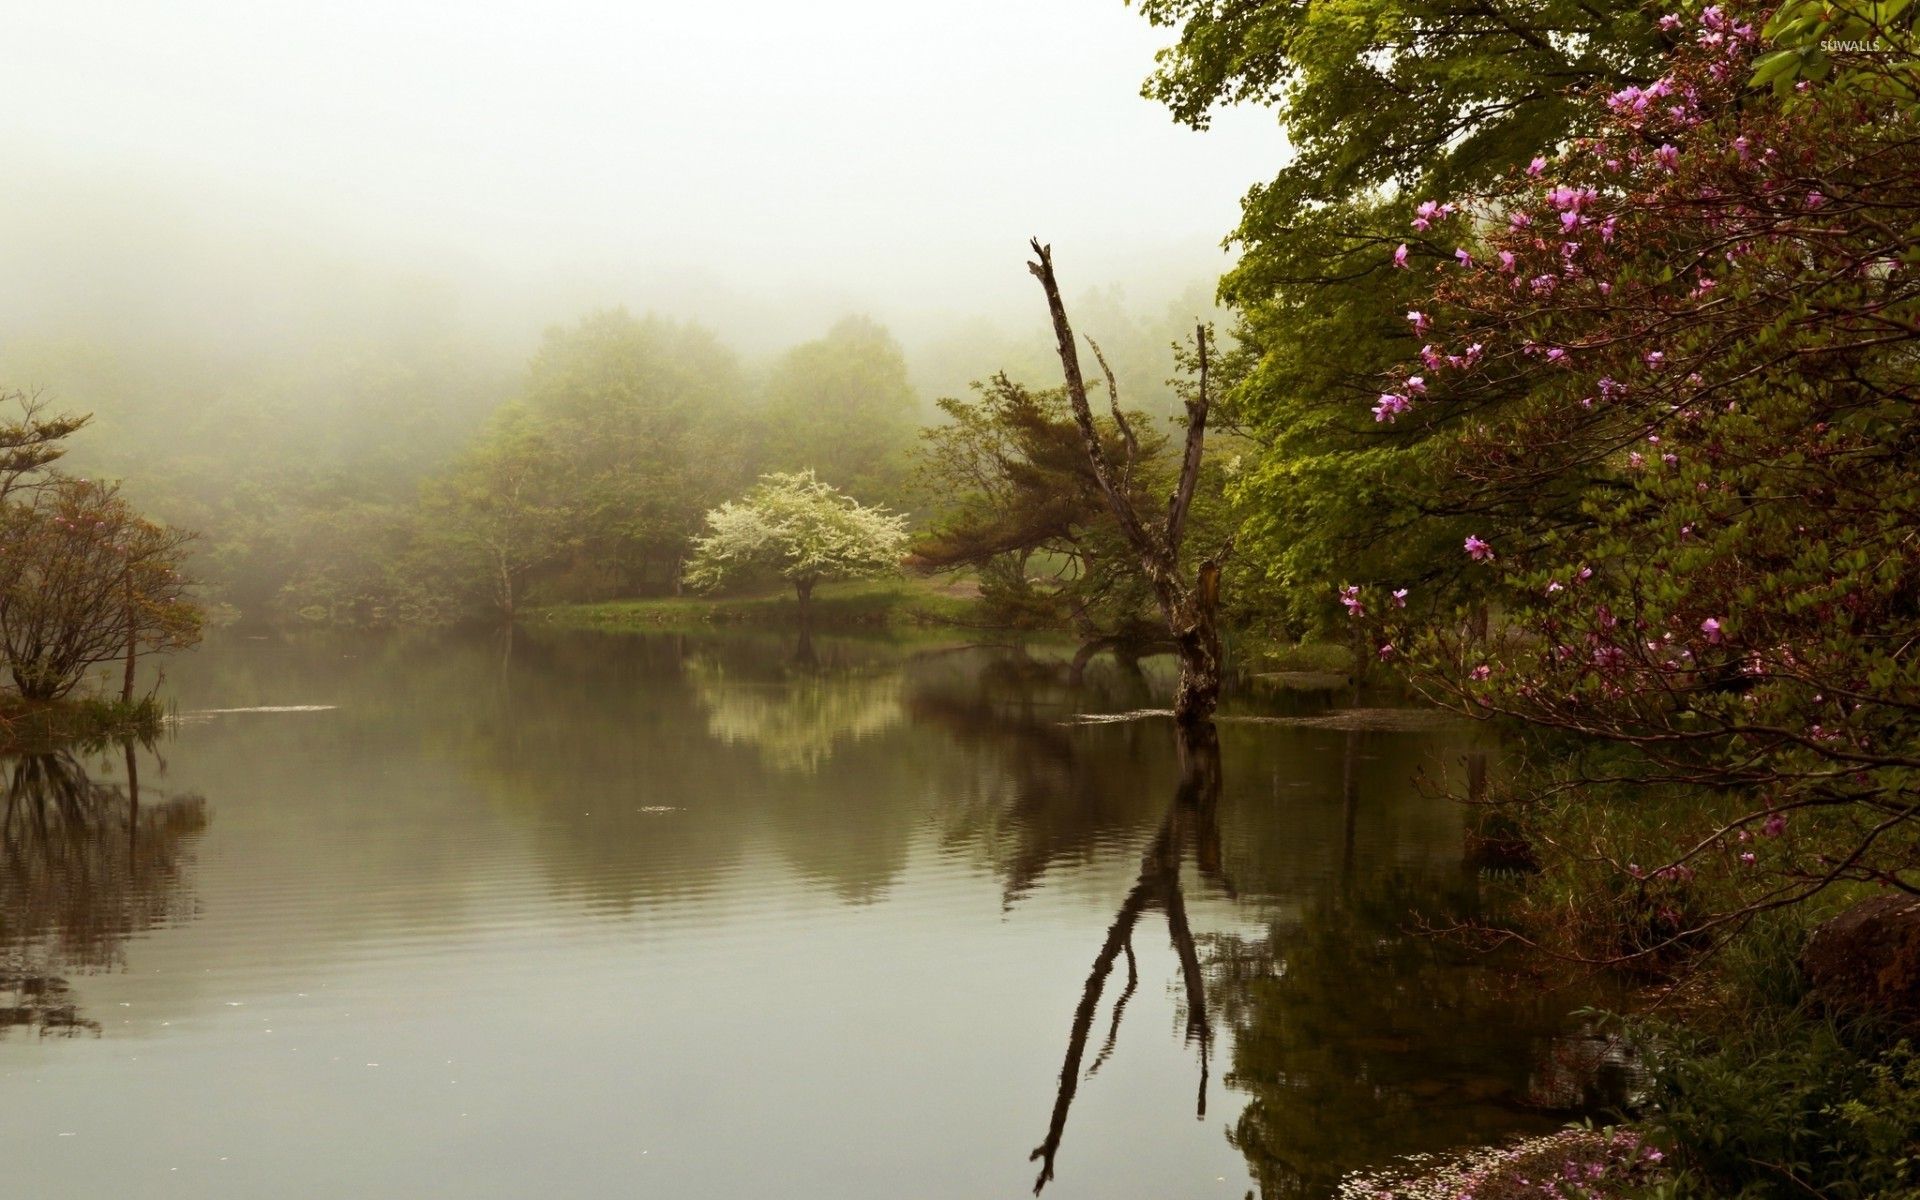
top-left (683, 471), bottom-right (907, 620)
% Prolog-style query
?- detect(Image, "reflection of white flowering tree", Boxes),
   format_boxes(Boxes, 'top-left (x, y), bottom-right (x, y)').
top-left (687, 658), bottom-right (904, 774)
top-left (682, 472), bottom-right (906, 619)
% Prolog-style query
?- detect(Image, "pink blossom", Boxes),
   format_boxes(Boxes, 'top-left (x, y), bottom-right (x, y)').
top-left (1655, 143), bottom-right (1680, 171)
top-left (1469, 664), bottom-right (1491, 681)
top-left (1378, 642), bottom-right (1396, 661)
top-left (1393, 243), bottom-right (1409, 268)
top-left (1404, 375), bottom-right (1427, 395)
top-left (1701, 617), bottom-right (1723, 644)
top-left (1407, 310), bottom-right (1430, 333)
top-left (1392, 587), bottom-right (1408, 608)
top-left (1411, 200), bottom-right (1455, 231)
top-left (1739, 852), bottom-right (1756, 865)
top-left (1373, 392), bottom-right (1412, 422)
top-left (1806, 190), bottom-right (1825, 209)
top-left (1762, 812), bottom-right (1788, 837)
top-left (1464, 534), bottom-right (1494, 562)
top-left (1526, 155), bottom-right (1547, 176)
top-left (1510, 211), bottom-right (1533, 230)
top-left (1339, 585), bottom-right (1366, 618)
top-left (1497, 249), bottom-right (1516, 273)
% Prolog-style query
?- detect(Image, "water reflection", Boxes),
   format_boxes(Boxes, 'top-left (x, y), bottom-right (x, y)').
top-left (20, 629), bottom-right (1622, 1199)
top-left (1030, 724), bottom-right (1224, 1193)
top-left (0, 742), bottom-right (207, 1036)
top-left (687, 653), bottom-right (904, 773)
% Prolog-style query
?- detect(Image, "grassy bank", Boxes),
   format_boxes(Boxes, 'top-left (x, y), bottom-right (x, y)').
top-left (530, 575), bottom-right (983, 633)
top-left (0, 694), bottom-right (167, 752)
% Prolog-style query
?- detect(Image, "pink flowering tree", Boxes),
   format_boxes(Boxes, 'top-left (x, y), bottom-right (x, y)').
top-left (1357, 0), bottom-right (1920, 961)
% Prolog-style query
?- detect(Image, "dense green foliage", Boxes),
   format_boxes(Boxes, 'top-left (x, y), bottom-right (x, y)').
top-left (762, 316), bottom-right (920, 502)
top-left (911, 375), bottom-right (1167, 635)
top-left (1133, 0), bottom-right (1666, 635)
top-left (1131, 0), bottom-right (1920, 1189)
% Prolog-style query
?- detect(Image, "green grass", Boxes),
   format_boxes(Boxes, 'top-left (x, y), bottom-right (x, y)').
top-left (1235, 635), bottom-right (1357, 675)
top-left (530, 575), bottom-right (982, 632)
top-left (0, 694), bottom-right (167, 752)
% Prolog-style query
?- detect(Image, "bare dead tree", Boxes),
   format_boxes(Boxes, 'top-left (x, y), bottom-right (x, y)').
top-left (1027, 240), bottom-right (1230, 727)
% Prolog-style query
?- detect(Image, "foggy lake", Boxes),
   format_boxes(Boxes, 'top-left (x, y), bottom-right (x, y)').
top-left (0, 631), bottom-right (1621, 1198)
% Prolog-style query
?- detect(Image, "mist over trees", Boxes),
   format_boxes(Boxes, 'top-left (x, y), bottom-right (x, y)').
top-left (0, 264), bottom-right (1217, 629)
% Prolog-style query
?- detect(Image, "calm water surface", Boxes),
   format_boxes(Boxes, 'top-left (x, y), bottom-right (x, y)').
top-left (0, 629), bottom-right (1616, 1198)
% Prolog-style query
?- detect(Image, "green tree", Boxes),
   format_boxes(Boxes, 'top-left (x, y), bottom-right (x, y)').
top-left (911, 373), bottom-right (1166, 636)
top-left (684, 471), bottom-right (907, 619)
top-left (761, 316), bottom-right (920, 501)
top-left (0, 478), bottom-right (200, 701)
top-left (1366, 6), bottom-right (1920, 962)
top-left (518, 309), bottom-right (753, 597)
top-left (418, 407), bottom-right (573, 621)
top-left (1131, 0), bottom-right (1665, 632)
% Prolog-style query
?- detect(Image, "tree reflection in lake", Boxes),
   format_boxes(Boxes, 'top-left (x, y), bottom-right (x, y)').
top-left (101, 629), bottom-right (1624, 1197)
top-left (686, 651), bottom-right (904, 774)
top-left (1028, 722), bottom-right (1226, 1194)
top-left (909, 654), bottom-right (1623, 1198)
top-left (0, 742), bottom-right (207, 1036)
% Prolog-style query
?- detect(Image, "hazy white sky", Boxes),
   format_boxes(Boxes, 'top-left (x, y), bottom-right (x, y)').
top-left (3, 0), bottom-right (1284, 346)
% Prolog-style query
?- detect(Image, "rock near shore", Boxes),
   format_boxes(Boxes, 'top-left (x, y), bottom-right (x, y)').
top-left (1802, 894), bottom-right (1920, 1031)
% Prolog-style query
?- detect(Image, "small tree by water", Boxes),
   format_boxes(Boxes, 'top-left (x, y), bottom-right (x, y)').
top-left (0, 478), bottom-right (200, 702)
top-left (683, 471), bottom-right (907, 619)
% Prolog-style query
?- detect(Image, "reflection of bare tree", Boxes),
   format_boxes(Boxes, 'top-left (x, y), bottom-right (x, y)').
top-left (906, 647), bottom-right (1176, 907)
top-left (0, 745), bottom-right (206, 1037)
top-left (1029, 724), bottom-right (1227, 1194)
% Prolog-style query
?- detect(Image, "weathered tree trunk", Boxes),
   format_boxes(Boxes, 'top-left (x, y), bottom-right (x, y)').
top-left (122, 565), bottom-right (137, 705)
top-left (793, 575), bottom-right (816, 621)
top-left (1028, 240), bottom-right (1228, 727)
top-left (1169, 558), bottom-right (1225, 728)
top-left (495, 552), bottom-right (515, 622)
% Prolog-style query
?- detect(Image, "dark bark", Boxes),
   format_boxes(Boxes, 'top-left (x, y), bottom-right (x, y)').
top-left (121, 566), bottom-right (136, 705)
top-left (1028, 240), bottom-right (1228, 726)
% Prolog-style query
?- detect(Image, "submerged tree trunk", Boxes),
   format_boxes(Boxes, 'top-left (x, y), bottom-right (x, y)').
top-left (1169, 558), bottom-right (1225, 728)
top-left (124, 738), bottom-right (139, 870)
top-left (1028, 240), bottom-right (1228, 727)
